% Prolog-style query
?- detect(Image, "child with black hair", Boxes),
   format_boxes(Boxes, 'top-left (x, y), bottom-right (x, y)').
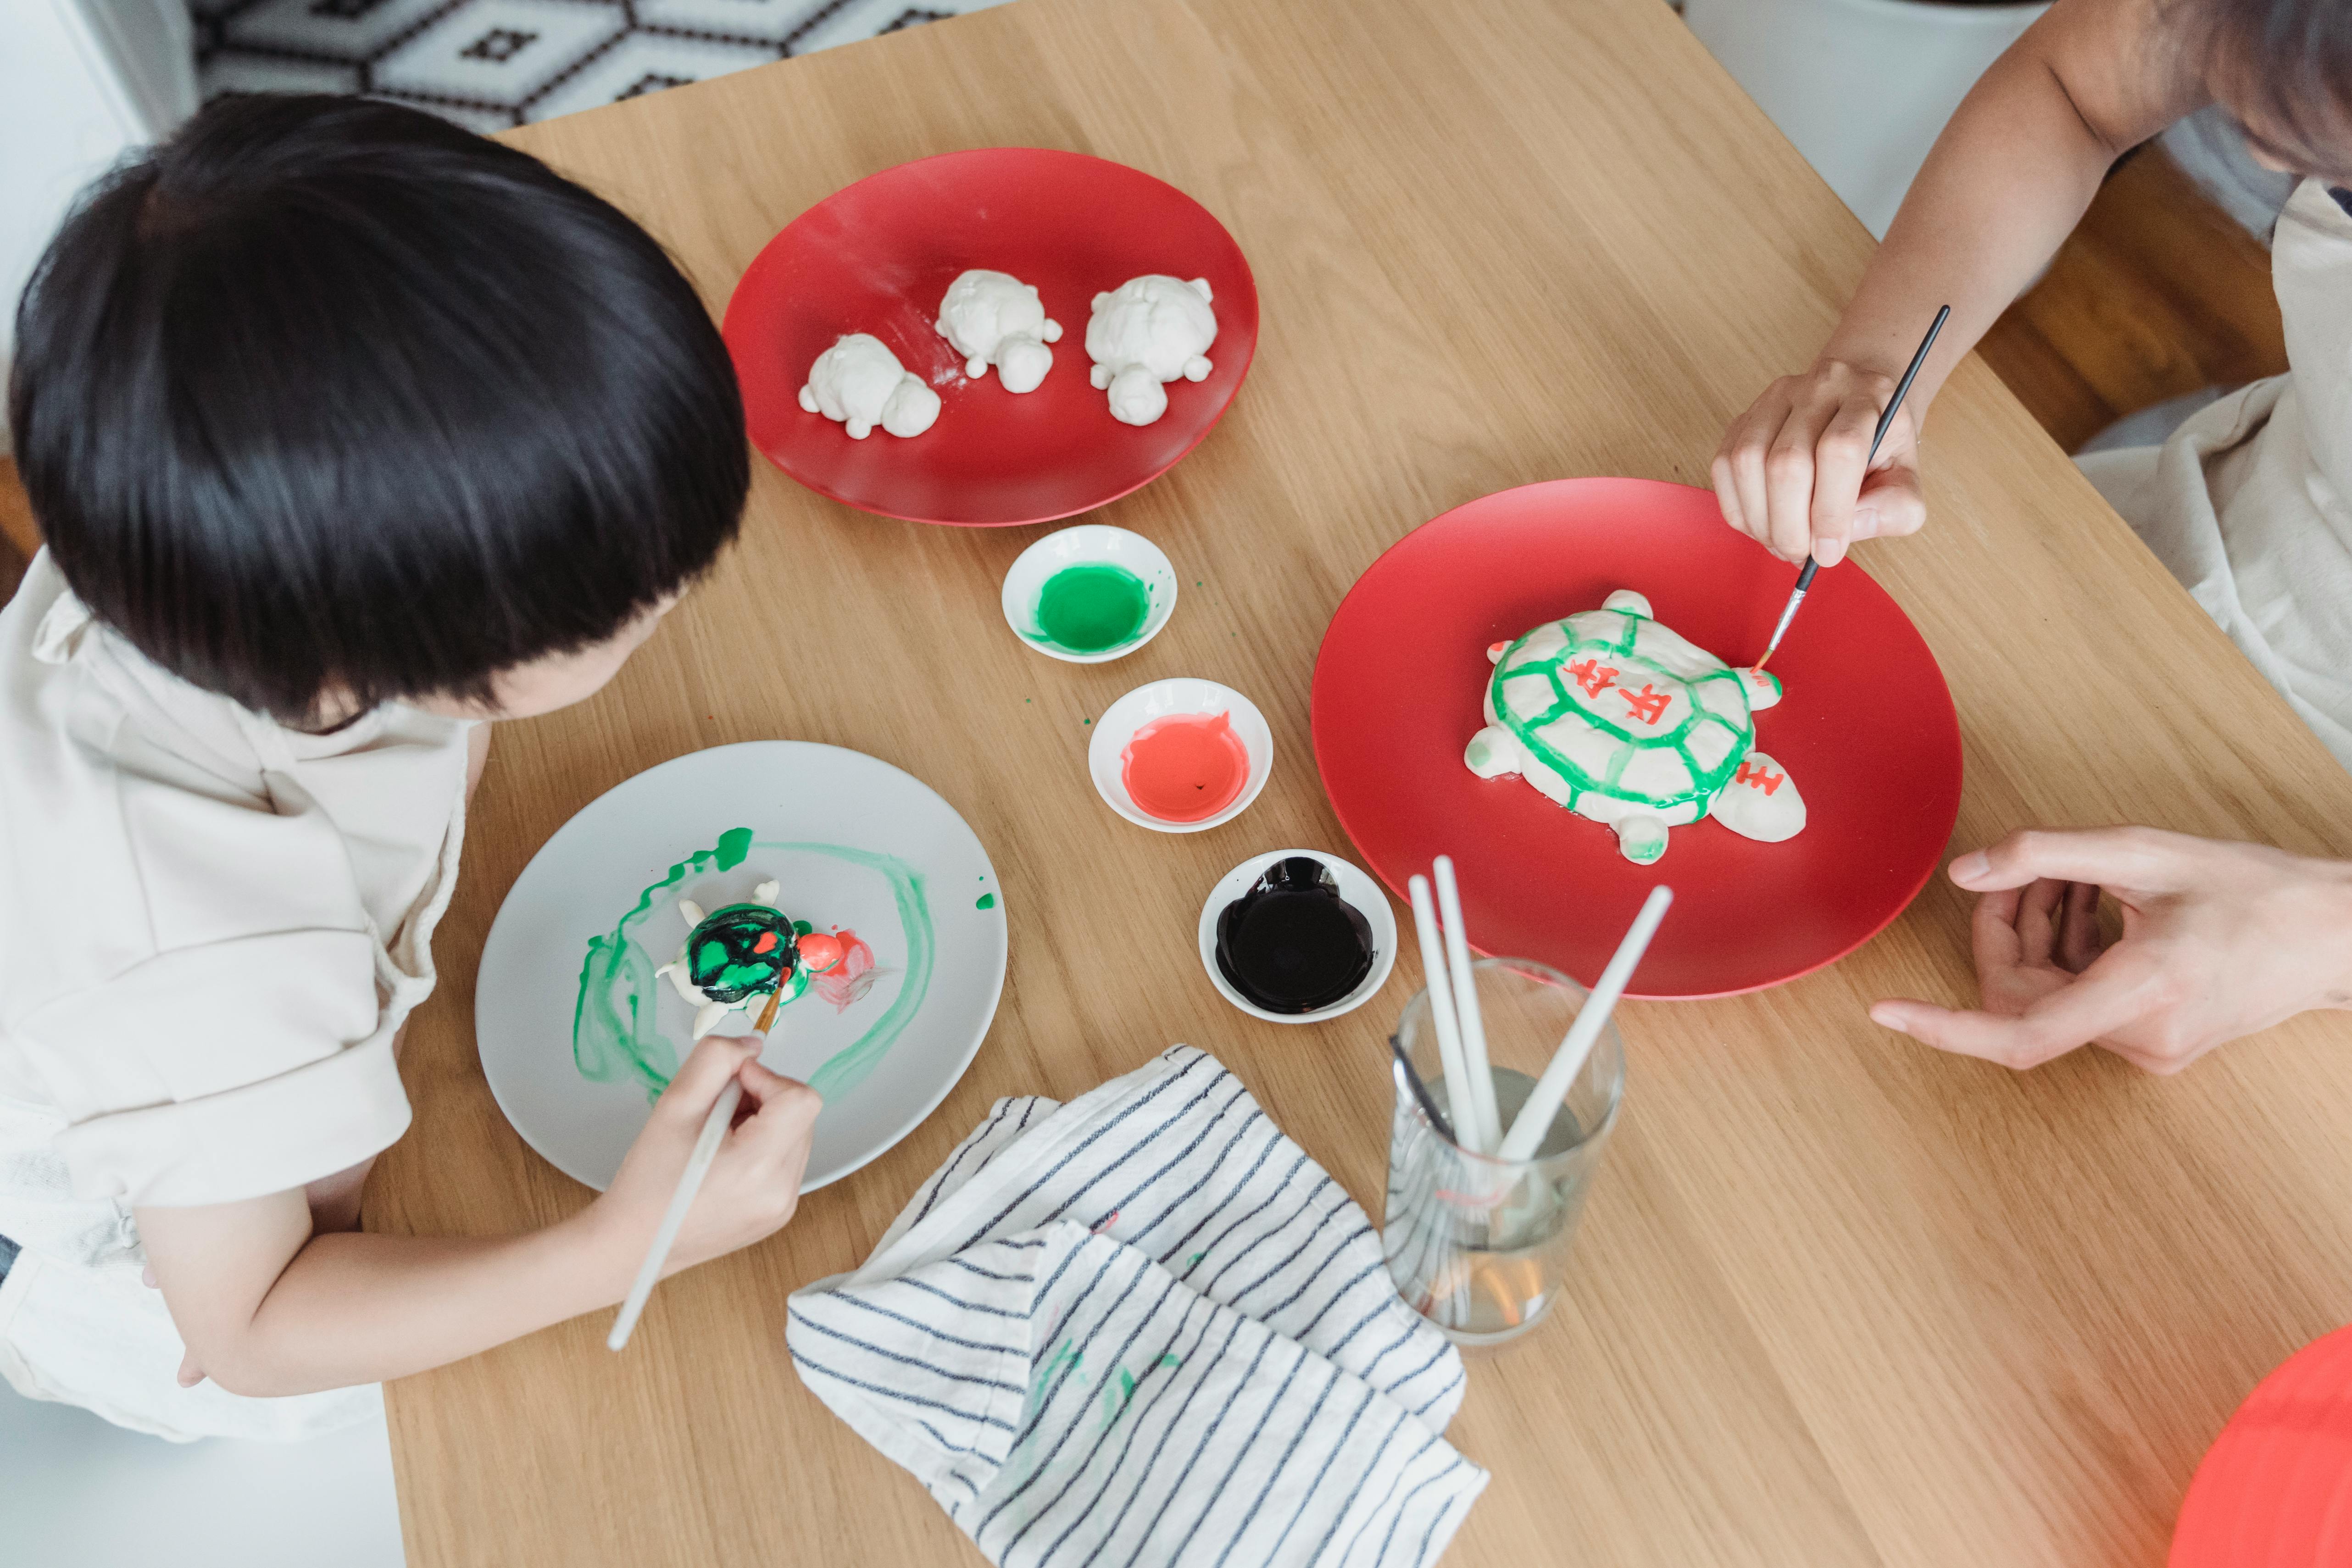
top-left (0, 94), bottom-right (820, 1438)
top-left (1710, 0), bottom-right (2352, 1076)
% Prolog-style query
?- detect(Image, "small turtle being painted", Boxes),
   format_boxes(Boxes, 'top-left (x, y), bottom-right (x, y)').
top-left (656, 880), bottom-right (845, 1040)
top-left (1464, 589), bottom-right (1807, 864)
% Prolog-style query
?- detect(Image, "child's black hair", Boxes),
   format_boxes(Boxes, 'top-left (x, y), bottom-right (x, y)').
top-left (8, 93), bottom-right (748, 723)
top-left (2174, 0), bottom-right (2352, 175)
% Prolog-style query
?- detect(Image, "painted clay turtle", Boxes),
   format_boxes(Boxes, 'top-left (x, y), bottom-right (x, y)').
top-left (657, 880), bottom-right (825, 1039)
top-left (1463, 589), bottom-right (1807, 863)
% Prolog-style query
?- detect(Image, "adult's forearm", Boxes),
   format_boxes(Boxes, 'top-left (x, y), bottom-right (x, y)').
top-left (211, 1210), bottom-right (632, 1396)
top-left (1821, 17), bottom-right (2162, 414)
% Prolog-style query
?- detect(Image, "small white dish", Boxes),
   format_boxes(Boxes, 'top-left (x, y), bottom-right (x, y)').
top-left (1087, 677), bottom-right (1273, 834)
top-left (1195, 849), bottom-right (1400, 1024)
top-left (1001, 523), bottom-right (1178, 663)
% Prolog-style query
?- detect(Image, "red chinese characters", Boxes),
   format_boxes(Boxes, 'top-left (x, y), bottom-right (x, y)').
top-left (1735, 760), bottom-right (1784, 795)
top-left (1618, 683), bottom-right (1671, 726)
top-left (1566, 657), bottom-right (1619, 698)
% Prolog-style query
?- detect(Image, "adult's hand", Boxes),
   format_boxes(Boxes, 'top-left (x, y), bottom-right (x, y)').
top-left (1871, 827), bottom-right (2352, 1073)
top-left (1711, 358), bottom-right (1928, 568)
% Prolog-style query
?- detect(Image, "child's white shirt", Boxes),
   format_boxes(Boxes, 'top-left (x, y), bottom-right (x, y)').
top-left (0, 550), bottom-right (472, 1439)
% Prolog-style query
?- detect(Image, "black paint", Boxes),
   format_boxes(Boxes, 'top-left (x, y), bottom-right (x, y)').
top-left (1215, 856), bottom-right (1375, 1014)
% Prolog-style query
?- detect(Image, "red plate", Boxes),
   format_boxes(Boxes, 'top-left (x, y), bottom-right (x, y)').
top-left (723, 148), bottom-right (1259, 526)
top-left (1311, 478), bottom-right (1962, 998)
top-left (2172, 1326), bottom-right (2352, 1568)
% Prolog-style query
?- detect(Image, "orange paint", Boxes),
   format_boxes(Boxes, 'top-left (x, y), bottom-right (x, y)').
top-left (797, 932), bottom-right (845, 973)
top-left (1121, 711), bottom-right (1249, 823)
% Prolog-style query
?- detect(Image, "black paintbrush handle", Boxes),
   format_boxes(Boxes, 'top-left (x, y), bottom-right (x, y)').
top-left (1389, 1033), bottom-right (1459, 1147)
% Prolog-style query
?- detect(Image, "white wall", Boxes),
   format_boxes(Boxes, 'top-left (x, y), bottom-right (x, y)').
top-left (0, 0), bottom-right (197, 451)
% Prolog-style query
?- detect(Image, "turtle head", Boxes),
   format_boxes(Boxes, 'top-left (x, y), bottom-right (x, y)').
top-left (1600, 589), bottom-right (1655, 619)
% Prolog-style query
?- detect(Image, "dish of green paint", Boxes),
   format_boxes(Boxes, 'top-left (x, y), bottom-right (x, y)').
top-left (1000, 523), bottom-right (1178, 664)
top-left (474, 741), bottom-right (1008, 1194)
top-left (1031, 563), bottom-right (1151, 653)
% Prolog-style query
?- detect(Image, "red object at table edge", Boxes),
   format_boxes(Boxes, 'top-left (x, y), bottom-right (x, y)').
top-left (2172, 1324), bottom-right (2352, 1567)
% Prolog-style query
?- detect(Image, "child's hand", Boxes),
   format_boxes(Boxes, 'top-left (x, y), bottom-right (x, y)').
top-left (592, 1033), bottom-right (822, 1279)
top-left (1870, 828), bottom-right (2352, 1073)
top-left (1711, 358), bottom-right (1928, 567)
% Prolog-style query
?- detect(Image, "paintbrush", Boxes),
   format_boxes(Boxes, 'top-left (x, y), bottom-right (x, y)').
top-left (607, 978), bottom-right (786, 1352)
top-left (1754, 304), bottom-right (1950, 673)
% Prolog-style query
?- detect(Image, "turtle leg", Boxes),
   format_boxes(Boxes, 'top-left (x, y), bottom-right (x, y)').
top-left (691, 1000), bottom-right (734, 1040)
top-left (1612, 814), bottom-right (1670, 865)
top-left (1464, 725), bottom-right (1522, 779)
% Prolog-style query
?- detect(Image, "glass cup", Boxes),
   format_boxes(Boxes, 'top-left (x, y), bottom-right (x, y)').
top-left (1384, 956), bottom-right (1625, 1346)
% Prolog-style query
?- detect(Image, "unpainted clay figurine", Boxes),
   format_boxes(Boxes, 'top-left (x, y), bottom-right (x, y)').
top-left (1084, 275), bottom-right (1218, 427)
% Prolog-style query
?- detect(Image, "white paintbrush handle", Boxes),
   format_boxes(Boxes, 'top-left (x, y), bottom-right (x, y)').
top-left (608, 1076), bottom-right (743, 1351)
top-left (1407, 877), bottom-right (1480, 1155)
top-left (1432, 856), bottom-right (1501, 1154)
top-left (1496, 886), bottom-right (1671, 1163)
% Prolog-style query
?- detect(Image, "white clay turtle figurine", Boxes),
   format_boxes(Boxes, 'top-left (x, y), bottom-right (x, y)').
top-left (1463, 589), bottom-right (1807, 864)
top-left (935, 270), bottom-right (1062, 394)
top-left (1084, 275), bottom-right (1217, 427)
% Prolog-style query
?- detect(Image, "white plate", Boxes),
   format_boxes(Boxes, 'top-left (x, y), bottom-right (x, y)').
top-left (1000, 524), bottom-right (1179, 663)
top-left (1086, 677), bottom-right (1274, 834)
top-left (476, 742), bottom-right (1007, 1192)
top-left (1195, 849), bottom-right (1399, 1023)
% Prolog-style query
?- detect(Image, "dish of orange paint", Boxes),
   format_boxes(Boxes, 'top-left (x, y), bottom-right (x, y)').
top-left (1121, 712), bottom-right (1250, 823)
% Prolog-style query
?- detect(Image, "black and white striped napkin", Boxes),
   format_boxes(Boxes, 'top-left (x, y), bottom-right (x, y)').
top-left (787, 1045), bottom-right (1486, 1567)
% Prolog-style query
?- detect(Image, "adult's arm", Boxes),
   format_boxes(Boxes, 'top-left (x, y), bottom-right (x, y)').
top-left (1713, 0), bottom-right (2210, 565)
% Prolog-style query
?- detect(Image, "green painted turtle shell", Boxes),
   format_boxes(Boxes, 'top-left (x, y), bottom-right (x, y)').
top-left (684, 903), bottom-right (801, 1004)
top-left (1490, 607), bottom-right (1755, 815)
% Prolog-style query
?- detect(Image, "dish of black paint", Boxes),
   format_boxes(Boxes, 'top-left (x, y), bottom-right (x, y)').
top-left (1215, 856), bottom-right (1376, 1014)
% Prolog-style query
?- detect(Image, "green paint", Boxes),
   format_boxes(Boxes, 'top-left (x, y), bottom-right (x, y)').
top-left (1186, 1251), bottom-right (1206, 1268)
top-left (1026, 563), bottom-right (1151, 654)
top-left (976, 892), bottom-right (997, 910)
top-left (571, 830), bottom-right (936, 1103)
top-left (715, 827), bottom-right (753, 869)
top-left (1464, 737), bottom-right (1493, 771)
top-left (1081, 718), bottom-right (1091, 726)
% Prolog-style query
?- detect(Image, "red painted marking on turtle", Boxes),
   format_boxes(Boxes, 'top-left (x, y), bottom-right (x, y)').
top-left (752, 930), bottom-right (779, 955)
top-left (1567, 658), bottom-right (1618, 698)
top-left (1618, 683), bottom-right (1671, 726)
top-left (1735, 761), bottom-right (1784, 795)
top-left (1487, 640), bottom-right (1510, 660)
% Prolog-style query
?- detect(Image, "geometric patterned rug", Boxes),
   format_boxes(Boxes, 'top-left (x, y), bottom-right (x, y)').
top-left (190, 0), bottom-right (1015, 133)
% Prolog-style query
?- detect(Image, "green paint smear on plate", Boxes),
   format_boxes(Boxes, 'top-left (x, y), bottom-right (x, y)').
top-left (1028, 563), bottom-right (1150, 654)
top-left (572, 831), bottom-right (935, 1103)
top-left (976, 892), bottom-right (996, 910)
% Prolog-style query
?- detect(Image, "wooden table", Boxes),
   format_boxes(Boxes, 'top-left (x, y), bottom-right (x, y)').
top-left (374, 0), bottom-right (2352, 1562)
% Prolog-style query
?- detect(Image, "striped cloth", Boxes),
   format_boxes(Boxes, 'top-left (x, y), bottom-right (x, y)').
top-left (787, 1046), bottom-right (1487, 1567)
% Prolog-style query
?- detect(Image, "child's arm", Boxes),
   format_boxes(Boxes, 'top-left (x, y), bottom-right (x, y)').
top-left (137, 1033), bottom-right (818, 1396)
top-left (1712, 0), bottom-right (2208, 566)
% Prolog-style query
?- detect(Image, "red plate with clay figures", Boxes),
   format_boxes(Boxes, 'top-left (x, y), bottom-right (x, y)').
top-left (2170, 1325), bottom-right (2352, 1568)
top-left (1311, 478), bottom-right (1963, 999)
top-left (723, 148), bottom-right (1259, 526)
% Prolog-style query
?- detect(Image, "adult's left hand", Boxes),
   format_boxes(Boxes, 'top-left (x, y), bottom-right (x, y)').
top-left (1870, 826), bottom-right (2352, 1074)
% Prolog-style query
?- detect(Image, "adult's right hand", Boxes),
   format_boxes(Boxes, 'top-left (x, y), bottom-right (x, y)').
top-left (593, 1032), bottom-right (822, 1279)
top-left (1711, 358), bottom-right (1928, 567)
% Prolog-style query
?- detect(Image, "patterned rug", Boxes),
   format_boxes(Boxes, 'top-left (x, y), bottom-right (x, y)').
top-left (189, 0), bottom-right (1016, 133)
